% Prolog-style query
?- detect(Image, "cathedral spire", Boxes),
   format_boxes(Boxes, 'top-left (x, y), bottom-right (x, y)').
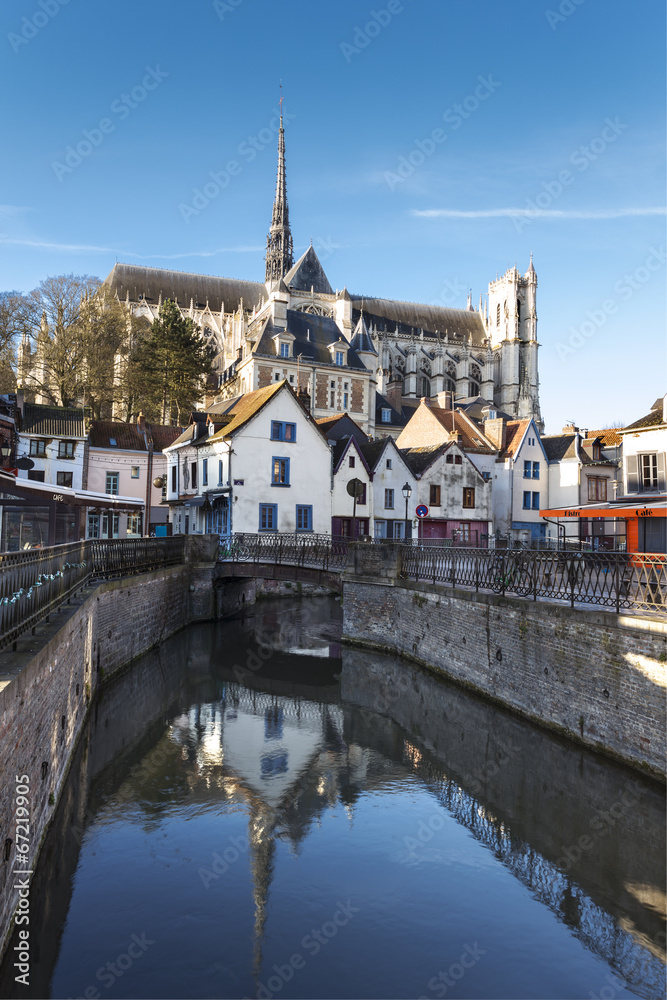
top-left (265, 95), bottom-right (294, 283)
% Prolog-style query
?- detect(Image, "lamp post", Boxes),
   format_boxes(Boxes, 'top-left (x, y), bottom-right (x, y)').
top-left (402, 482), bottom-right (412, 541)
top-left (0, 443), bottom-right (11, 467)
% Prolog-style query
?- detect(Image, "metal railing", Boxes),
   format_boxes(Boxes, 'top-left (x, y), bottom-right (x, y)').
top-left (90, 536), bottom-right (186, 579)
top-left (398, 546), bottom-right (667, 614)
top-left (219, 533), bottom-right (349, 571)
top-left (0, 537), bottom-right (187, 652)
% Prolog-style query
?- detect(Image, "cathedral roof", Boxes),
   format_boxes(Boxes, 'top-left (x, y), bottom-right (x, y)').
top-left (350, 297), bottom-right (487, 343)
top-left (254, 310), bottom-right (367, 370)
top-left (349, 314), bottom-right (377, 355)
top-left (283, 246), bottom-right (334, 295)
top-left (104, 263), bottom-right (266, 314)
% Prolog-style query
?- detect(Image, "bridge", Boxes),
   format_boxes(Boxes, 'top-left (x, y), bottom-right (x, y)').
top-left (1, 533), bottom-right (665, 651)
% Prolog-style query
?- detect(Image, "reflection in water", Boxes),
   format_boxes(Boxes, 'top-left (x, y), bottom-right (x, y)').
top-left (0, 597), bottom-right (664, 1000)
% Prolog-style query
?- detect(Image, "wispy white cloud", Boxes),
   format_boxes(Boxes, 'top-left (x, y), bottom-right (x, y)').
top-left (412, 207), bottom-right (667, 219)
top-left (0, 236), bottom-right (263, 257)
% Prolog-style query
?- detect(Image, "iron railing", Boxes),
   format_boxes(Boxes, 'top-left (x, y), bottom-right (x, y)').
top-left (89, 536), bottom-right (186, 579)
top-left (398, 546), bottom-right (667, 614)
top-left (0, 537), bottom-right (187, 652)
top-left (219, 533), bottom-right (349, 571)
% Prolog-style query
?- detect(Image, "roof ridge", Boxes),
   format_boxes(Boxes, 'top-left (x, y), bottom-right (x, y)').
top-left (110, 262), bottom-right (265, 286)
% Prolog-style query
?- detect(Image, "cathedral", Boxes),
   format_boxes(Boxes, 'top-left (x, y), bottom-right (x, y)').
top-left (105, 111), bottom-right (543, 435)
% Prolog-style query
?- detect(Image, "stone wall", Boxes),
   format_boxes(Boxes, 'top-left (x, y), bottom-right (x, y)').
top-left (342, 573), bottom-right (667, 781)
top-left (0, 535), bottom-right (221, 958)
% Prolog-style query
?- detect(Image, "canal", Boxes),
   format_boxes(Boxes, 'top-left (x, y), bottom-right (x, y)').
top-left (1, 595), bottom-right (664, 999)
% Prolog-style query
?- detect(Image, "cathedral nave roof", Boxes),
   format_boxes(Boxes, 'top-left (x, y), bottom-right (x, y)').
top-left (105, 263), bottom-right (266, 314)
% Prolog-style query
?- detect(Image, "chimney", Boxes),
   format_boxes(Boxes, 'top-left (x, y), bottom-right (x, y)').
top-left (435, 390), bottom-right (453, 410)
top-left (562, 422), bottom-right (578, 434)
top-left (385, 375), bottom-right (403, 413)
top-left (484, 416), bottom-right (506, 451)
top-left (137, 411), bottom-right (146, 433)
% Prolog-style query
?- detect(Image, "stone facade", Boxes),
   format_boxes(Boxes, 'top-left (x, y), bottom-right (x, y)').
top-left (342, 555), bottom-right (666, 780)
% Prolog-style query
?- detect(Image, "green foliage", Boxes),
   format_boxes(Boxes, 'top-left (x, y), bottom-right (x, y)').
top-left (129, 299), bottom-right (214, 424)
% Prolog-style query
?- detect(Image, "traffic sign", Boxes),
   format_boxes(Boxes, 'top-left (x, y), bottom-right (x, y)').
top-left (416, 504), bottom-right (428, 518)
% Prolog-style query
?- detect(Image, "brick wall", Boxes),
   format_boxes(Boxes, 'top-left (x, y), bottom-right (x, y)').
top-left (342, 578), bottom-right (667, 781)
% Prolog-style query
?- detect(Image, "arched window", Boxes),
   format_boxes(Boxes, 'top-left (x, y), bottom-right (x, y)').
top-left (418, 377), bottom-right (431, 398)
top-left (469, 363), bottom-right (481, 397)
top-left (496, 303), bottom-right (500, 326)
top-left (516, 299), bottom-right (521, 322)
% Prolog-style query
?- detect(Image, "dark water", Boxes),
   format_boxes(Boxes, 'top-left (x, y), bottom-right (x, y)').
top-left (1, 596), bottom-right (665, 1000)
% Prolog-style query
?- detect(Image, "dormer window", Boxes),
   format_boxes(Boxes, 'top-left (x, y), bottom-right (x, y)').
top-left (381, 408), bottom-right (391, 423)
top-left (335, 351), bottom-right (344, 366)
top-left (280, 343), bottom-right (290, 358)
top-left (272, 330), bottom-right (295, 358)
top-left (328, 338), bottom-right (349, 367)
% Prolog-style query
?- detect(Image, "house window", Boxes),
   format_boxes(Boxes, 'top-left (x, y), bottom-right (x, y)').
top-left (335, 351), bottom-right (344, 366)
top-left (106, 472), bottom-right (119, 496)
top-left (446, 454), bottom-right (453, 464)
top-left (202, 458), bottom-right (208, 487)
top-left (430, 484), bottom-right (441, 506)
top-left (381, 408), bottom-right (391, 423)
top-left (386, 459), bottom-right (392, 469)
top-left (280, 342), bottom-right (290, 358)
top-left (171, 465), bottom-right (177, 493)
top-left (343, 392), bottom-right (349, 408)
top-left (532, 461), bottom-right (540, 479)
top-left (219, 459), bottom-right (223, 484)
top-left (191, 462), bottom-right (197, 491)
top-left (463, 487), bottom-right (475, 508)
top-left (28, 470), bottom-right (45, 482)
top-left (641, 454), bottom-right (658, 490)
top-left (454, 455), bottom-right (462, 465)
top-left (532, 492), bottom-right (540, 510)
top-left (259, 503), bottom-right (278, 531)
top-left (296, 505), bottom-right (312, 531)
top-left (523, 491), bottom-right (531, 510)
top-left (274, 372), bottom-right (281, 381)
top-left (384, 489), bottom-right (394, 509)
top-left (271, 457), bottom-right (290, 486)
top-left (56, 471), bottom-right (73, 488)
top-left (349, 456), bottom-right (355, 468)
top-left (592, 443), bottom-right (601, 460)
top-left (87, 514), bottom-right (99, 538)
top-left (131, 466), bottom-right (140, 479)
top-left (58, 441), bottom-right (75, 459)
top-left (357, 483), bottom-right (367, 505)
top-left (271, 421), bottom-right (296, 442)
top-left (524, 461), bottom-right (532, 478)
top-left (29, 439), bottom-right (46, 457)
top-left (127, 513), bottom-right (142, 536)
top-left (588, 477), bottom-right (607, 501)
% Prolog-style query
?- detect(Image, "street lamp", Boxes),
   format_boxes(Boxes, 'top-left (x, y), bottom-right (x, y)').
top-left (402, 482), bottom-right (412, 541)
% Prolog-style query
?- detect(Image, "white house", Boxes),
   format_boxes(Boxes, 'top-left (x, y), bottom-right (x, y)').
top-left (164, 381), bottom-right (332, 537)
top-left (86, 416), bottom-right (183, 538)
top-left (618, 395), bottom-right (666, 554)
top-left (15, 401), bottom-right (86, 491)
top-left (481, 417), bottom-right (549, 543)
top-left (399, 441), bottom-right (493, 545)
top-left (331, 435), bottom-right (373, 538)
top-left (360, 437), bottom-right (417, 540)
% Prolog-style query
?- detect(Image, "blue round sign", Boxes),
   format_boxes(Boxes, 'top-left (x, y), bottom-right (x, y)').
top-left (416, 504), bottom-right (429, 518)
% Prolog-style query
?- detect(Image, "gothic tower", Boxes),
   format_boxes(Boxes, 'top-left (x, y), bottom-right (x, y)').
top-left (264, 108), bottom-right (294, 283)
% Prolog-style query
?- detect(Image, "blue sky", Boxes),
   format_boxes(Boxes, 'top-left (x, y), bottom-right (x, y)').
top-left (1, 0), bottom-right (664, 433)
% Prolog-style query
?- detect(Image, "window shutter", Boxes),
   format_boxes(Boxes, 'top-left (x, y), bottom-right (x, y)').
top-left (626, 455), bottom-right (639, 493)
top-left (657, 452), bottom-right (666, 492)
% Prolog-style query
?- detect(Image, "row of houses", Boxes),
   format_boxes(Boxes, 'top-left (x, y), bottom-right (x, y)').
top-left (0, 386), bottom-right (664, 551)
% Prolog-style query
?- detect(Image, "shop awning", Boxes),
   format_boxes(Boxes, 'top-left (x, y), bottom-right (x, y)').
top-left (540, 499), bottom-right (667, 519)
top-left (0, 472), bottom-right (143, 511)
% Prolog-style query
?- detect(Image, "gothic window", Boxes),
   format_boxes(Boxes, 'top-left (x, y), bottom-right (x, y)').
top-left (419, 358), bottom-right (432, 375)
top-left (294, 304), bottom-right (332, 317)
top-left (496, 303), bottom-right (500, 326)
top-left (418, 377), bottom-right (431, 398)
top-left (469, 363), bottom-right (481, 397)
top-left (394, 355), bottom-right (405, 372)
top-left (516, 299), bottom-right (521, 322)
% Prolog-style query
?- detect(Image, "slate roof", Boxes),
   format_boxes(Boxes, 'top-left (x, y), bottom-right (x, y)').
top-left (22, 403), bottom-right (85, 438)
top-left (253, 309), bottom-right (367, 370)
top-left (332, 436), bottom-right (372, 476)
top-left (89, 421), bottom-right (184, 452)
top-left (399, 444), bottom-right (450, 476)
top-left (349, 314), bottom-right (377, 355)
top-left (458, 397), bottom-right (513, 422)
top-left (315, 413), bottom-right (368, 444)
top-left (105, 263), bottom-right (266, 313)
top-left (283, 247), bottom-right (334, 295)
top-left (542, 435), bottom-right (579, 461)
top-left (375, 393), bottom-right (409, 430)
top-left (350, 298), bottom-right (487, 344)
top-left (360, 438), bottom-right (393, 471)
